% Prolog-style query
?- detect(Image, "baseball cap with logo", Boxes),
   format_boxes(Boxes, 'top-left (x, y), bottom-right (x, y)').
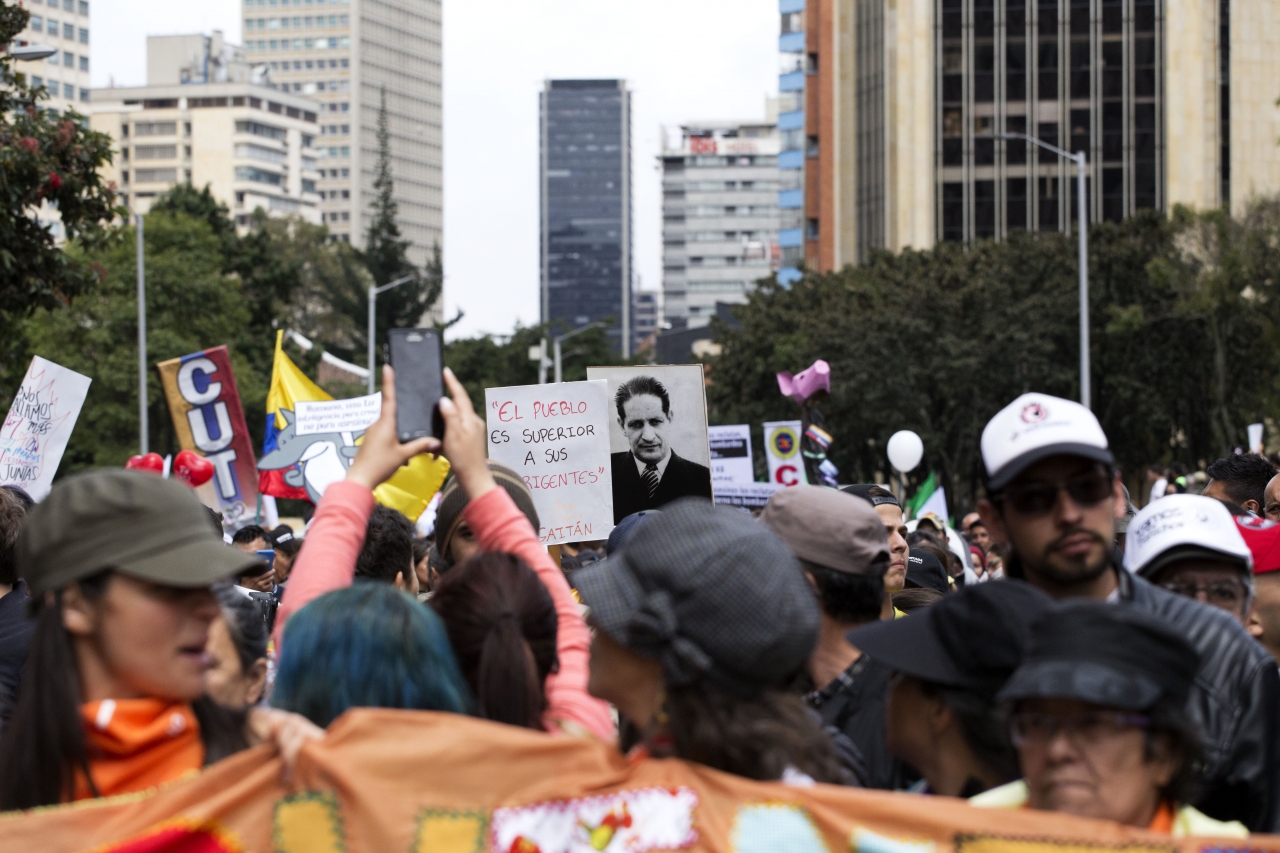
top-left (19, 469), bottom-right (264, 597)
top-left (980, 393), bottom-right (1114, 491)
top-left (760, 485), bottom-right (890, 576)
top-left (1123, 494), bottom-right (1252, 579)
top-left (1126, 491), bottom-right (1254, 578)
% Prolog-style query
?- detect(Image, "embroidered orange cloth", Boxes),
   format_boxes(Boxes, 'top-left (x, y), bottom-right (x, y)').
top-left (74, 699), bottom-right (203, 801)
top-left (1148, 801), bottom-right (1175, 834)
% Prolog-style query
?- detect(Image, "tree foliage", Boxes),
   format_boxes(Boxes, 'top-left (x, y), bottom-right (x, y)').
top-left (0, 0), bottom-right (122, 376)
top-left (707, 205), bottom-right (1280, 513)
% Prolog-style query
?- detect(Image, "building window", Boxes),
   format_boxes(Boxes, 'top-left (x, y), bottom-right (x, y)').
top-left (78, 27), bottom-right (87, 43)
top-left (805, 217), bottom-right (819, 239)
top-left (47, 17), bottom-right (57, 36)
top-left (79, 55), bottom-right (88, 70)
top-left (134, 144), bottom-right (177, 159)
top-left (78, 88), bottom-right (88, 102)
top-left (62, 82), bottom-right (73, 98)
top-left (235, 166), bottom-right (284, 186)
top-left (62, 0), bottom-right (72, 11)
top-left (31, 14), bottom-right (43, 30)
top-left (32, 75), bottom-right (43, 87)
top-left (134, 121), bottom-right (176, 136)
top-left (806, 135), bottom-right (819, 158)
top-left (62, 51), bottom-right (73, 66)
top-left (302, 179), bottom-right (316, 193)
top-left (62, 22), bottom-right (72, 38)
top-left (134, 168), bottom-right (177, 183)
top-left (47, 51), bottom-right (58, 65)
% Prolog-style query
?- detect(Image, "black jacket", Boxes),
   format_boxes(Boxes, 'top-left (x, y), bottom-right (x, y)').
top-left (610, 450), bottom-right (713, 523)
top-left (1115, 567), bottom-right (1280, 831)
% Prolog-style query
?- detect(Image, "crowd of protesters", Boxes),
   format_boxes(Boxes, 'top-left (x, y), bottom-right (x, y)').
top-left (4, 370), bottom-right (1280, 839)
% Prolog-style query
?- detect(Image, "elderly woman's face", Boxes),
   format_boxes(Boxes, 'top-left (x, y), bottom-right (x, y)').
top-left (1013, 698), bottom-right (1178, 827)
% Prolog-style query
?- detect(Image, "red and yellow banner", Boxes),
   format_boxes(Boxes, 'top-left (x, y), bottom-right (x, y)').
top-left (0, 710), bottom-right (1268, 853)
top-left (157, 346), bottom-right (260, 528)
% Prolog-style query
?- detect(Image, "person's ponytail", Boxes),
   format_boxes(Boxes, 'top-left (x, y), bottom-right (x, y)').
top-left (476, 613), bottom-right (544, 728)
top-left (431, 553), bottom-right (558, 731)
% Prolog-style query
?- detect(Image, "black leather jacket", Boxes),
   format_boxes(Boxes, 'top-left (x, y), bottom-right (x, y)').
top-left (1117, 567), bottom-right (1280, 831)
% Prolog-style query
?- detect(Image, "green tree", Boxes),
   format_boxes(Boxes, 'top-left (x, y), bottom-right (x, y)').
top-left (0, 0), bottom-right (122, 380)
top-left (26, 210), bottom-right (262, 470)
top-left (353, 86), bottom-right (442, 369)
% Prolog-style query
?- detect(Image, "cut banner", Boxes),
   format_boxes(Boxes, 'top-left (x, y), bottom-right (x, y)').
top-left (156, 346), bottom-right (259, 526)
top-left (0, 709), bottom-right (1265, 853)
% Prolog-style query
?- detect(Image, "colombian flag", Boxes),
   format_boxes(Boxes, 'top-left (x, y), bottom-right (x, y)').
top-left (259, 331), bottom-right (327, 501)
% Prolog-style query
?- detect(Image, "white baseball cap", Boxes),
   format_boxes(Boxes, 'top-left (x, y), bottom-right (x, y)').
top-left (1123, 494), bottom-right (1253, 578)
top-left (981, 393), bottom-right (1113, 490)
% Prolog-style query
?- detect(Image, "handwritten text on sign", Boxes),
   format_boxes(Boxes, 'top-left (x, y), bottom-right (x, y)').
top-left (294, 393), bottom-right (382, 436)
top-left (0, 356), bottom-right (92, 501)
top-left (485, 380), bottom-right (614, 543)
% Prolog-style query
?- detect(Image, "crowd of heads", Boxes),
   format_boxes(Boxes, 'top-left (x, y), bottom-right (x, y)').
top-left (2, 379), bottom-right (1280, 839)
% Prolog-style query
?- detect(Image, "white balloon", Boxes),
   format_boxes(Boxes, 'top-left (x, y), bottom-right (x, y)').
top-left (886, 430), bottom-right (924, 473)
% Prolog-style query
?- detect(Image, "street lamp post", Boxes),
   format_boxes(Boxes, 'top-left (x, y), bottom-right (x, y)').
top-left (366, 273), bottom-right (418, 393)
top-left (553, 321), bottom-right (606, 384)
top-left (136, 214), bottom-right (148, 454)
top-left (998, 132), bottom-right (1091, 409)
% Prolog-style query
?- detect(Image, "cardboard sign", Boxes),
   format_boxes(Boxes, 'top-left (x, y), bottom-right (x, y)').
top-left (294, 393), bottom-right (382, 436)
top-left (0, 356), bottom-right (91, 500)
top-left (485, 380), bottom-right (614, 543)
top-left (713, 482), bottom-right (783, 512)
top-left (157, 346), bottom-right (260, 528)
top-left (763, 420), bottom-right (807, 487)
top-left (708, 424), bottom-right (754, 485)
top-left (586, 365), bottom-right (714, 525)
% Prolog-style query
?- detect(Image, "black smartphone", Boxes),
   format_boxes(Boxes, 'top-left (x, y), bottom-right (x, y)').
top-left (388, 327), bottom-right (445, 441)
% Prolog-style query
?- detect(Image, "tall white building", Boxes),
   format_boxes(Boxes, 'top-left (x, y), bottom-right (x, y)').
top-left (12, 0), bottom-right (92, 117)
top-left (660, 113), bottom-right (781, 330)
top-left (243, 0), bottom-right (441, 271)
top-left (91, 34), bottom-right (322, 226)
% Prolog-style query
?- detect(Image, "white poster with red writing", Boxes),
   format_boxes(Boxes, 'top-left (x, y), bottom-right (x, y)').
top-left (0, 356), bottom-right (92, 501)
top-left (485, 380), bottom-right (614, 544)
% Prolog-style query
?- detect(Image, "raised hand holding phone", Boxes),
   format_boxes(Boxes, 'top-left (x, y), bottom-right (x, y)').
top-left (345, 365), bottom-right (439, 491)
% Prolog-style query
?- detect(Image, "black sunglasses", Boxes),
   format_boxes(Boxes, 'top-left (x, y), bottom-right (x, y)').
top-left (996, 468), bottom-right (1114, 515)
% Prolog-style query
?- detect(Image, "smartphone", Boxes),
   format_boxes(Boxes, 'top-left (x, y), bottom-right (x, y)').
top-left (388, 327), bottom-right (445, 441)
top-left (255, 549), bottom-right (276, 570)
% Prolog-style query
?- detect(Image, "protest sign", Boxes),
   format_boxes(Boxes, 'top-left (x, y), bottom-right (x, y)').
top-left (294, 393), bottom-right (382, 436)
top-left (708, 424), bottom-right (754, 485)
top-left (157, 346), bottom-right (261, 527)
top-left (764, 420), bottom-right (807, 486)
top-left (713, 482), bottom-right (783, 512)
top-left (0, 356), bottom-right (91, 500)
top-left (0, 709), bottom-right (1265, 853)
top-left (587, 365), bottom-right (713, 524)
top-left (485, 380), bottom-right (614, 543)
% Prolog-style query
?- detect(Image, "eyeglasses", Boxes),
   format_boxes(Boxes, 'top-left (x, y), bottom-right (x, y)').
top-left (1159, 579), bottom-right (1251, 608)
top-left (1009, 711), bottom-right (1151, 748)
top-left (998, 469), bottom-right (1114, 516)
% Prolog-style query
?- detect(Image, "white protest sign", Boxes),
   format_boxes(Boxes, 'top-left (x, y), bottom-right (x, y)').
top-left (0, 356), bottom-right (92, 500)
top-left (708, 424), bottom-right (754, 485)
top-left (485, 380), bottom-right (614, 544)
top-left (763, 420), bottom-right (807, 487)
top-left (294, 393), bottom-right (381, 436)
top-left (713, 482), bottom-right (782, 513)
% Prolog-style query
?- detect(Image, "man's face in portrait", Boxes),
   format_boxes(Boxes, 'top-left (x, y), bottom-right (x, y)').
top-left (620, 393), bottom-right (672, 465)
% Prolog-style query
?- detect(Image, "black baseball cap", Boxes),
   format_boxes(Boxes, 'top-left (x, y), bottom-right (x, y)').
top-left (576, 498), bottom-right (818, 697)
top-left (998, 600), bottom-right (1199, 711)
top-left (841, 484), bottom-right (901, 509)
top-left (905, 548), bottom-right (950, 593)
top-left (849, 581), bottom-right (1055, 701)
top-left (19, 469), bottom-right (262, 597)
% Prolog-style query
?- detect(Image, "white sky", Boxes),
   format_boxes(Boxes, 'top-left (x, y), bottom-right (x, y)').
top-left (89, 0), bottom-right (780, 339)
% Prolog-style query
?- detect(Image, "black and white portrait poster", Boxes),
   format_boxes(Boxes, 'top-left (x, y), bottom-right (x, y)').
top-left (586, 364), bottom-right (714, 524)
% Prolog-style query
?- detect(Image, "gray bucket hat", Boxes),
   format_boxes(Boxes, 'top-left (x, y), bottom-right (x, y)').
top-left (575, 498), bottom-right (819, 697)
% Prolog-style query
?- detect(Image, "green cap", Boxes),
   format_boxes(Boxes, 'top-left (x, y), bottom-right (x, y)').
top-left (19, 469), bottom-right (263, 596)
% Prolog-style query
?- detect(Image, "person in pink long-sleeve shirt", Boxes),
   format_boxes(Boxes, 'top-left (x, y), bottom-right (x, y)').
top-left (274, 365), bottom-right (614, 743)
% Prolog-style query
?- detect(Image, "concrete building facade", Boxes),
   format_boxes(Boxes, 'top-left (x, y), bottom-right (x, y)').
top-left (243, 0), bottom-right (442, 269)
top-left (540, 79), bottom-right (633, 356)
top-left (13, 0), bottom-right (92, 118)
top-left (91, 56), bottom-right (322, 225)
top-left (661, 117), bottom-right (782, 328)
top-left (779, 0), bottom-right (1280, 277)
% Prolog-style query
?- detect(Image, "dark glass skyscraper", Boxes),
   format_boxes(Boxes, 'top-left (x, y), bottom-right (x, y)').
top-left (540, 79), bottom-right (633, 356)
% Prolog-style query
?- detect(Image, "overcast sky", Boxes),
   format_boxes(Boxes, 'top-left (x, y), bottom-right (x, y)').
top-left (90, 0), bottom-right (779, 339)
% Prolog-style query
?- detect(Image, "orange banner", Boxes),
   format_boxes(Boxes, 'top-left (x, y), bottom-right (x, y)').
top-left (0, 709), bottom-right (1271, 853)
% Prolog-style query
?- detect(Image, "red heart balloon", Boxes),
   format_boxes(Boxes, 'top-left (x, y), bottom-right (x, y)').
top-left (125, 452), bottom-right (165, 474)
top-left (172, 449), bottom-right (215, 488)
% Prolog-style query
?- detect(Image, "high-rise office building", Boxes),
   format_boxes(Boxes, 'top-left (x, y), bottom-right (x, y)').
top-left (91, 33), bottom-right (321, 225)
top-left (540, 79), bottom-right (633, 356)
top-left (661, 115), bottom-right (782, 328)
top-left (244, 0), bottom-right (441, 274)
top-left (632, 289), bottom-right (659, 354)
top-left (14, 0), bottom-right (94, 241)
top-left (777, 0), bottom-right (1280, 280)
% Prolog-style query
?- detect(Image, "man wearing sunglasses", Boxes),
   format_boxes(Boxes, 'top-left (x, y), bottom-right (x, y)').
top-left (975, 392), bottom-right (1280, 833)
